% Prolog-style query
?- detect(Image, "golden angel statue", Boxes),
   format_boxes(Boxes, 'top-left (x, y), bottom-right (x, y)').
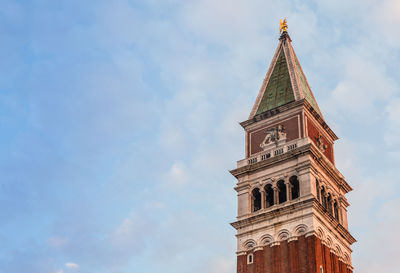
top-left (280, 18), bottom-right (288, 33)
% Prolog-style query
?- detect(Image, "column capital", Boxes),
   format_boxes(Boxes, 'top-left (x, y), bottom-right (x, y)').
top-left (236, 251), bottom-right (247, 256)
top-left (254, 246), bottom-right (264, 252)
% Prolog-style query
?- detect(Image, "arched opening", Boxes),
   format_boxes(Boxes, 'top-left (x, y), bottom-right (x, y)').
top-left (321, 187), bottom-right (327, 209)
top-left (265, 184), bottom-right (274, 207)
top-left (290, 176), bottom-right (300, 200)
top-left (277, 180), bottom-right (287, 204)
top-left (247, 253), bottom-right (253, 264)
top-left (327, 193), bottom-right (333, 215)
top-left (252, 188), bottom-right (261, 212)
top-left (316, 179), bottom-right (320, 202)
top-left (334, 200), bottom-right (339, 222)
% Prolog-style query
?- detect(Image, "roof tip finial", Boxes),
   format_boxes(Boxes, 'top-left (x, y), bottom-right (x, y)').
top-left (279, 18), bottom-right (291, 41)
top-left (279, 18), bottom-right (288, 34)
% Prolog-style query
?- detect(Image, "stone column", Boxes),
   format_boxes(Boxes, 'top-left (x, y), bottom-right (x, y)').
top-left (318, 187), bottom-right (322, 202)
top-left (249, 190), bottom-right (254, 213)
top-left (261, 189), bottom-right (266, 210)
top-left (273, 186), bottom-right (279, 205)
top-left (238, 186), bottom-right (250, 217)
top-left (285, 181), bottom-right (292, 201)
top-left (339, 196), bottom-right (349, 228)
top-left (296, 167), bottom-right (311, 197)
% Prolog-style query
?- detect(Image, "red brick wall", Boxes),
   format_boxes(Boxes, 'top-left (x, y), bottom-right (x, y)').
top-left (237, 235), bottom-right (352, 273)
top-left (255, 249), bottom-right (264, 273)
top-left (263, 245), bottom-right (273, 273)
top-left (298, 236), bottom-right (308, 273)
top-left (280, 241), bottom-right (289, 273)
top-left (323, 244), bottom-right (332, 273)
top-left (306, 116), bottom-right (334, 163)
top-left (272, 244), bottom-right (281, 273)
top-left (307, 235), bottom-right (317, 273)
top-left (288, 240), bottom-right (299, 273)
top-left (238, 254), bottom-right (247, 273)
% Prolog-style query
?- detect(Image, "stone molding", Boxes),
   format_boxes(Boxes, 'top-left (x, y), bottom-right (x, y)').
top-left (231, 143), bottom-right (352, 194)
top-left (313, 201), bottom-right (356, 245)
top-left (231, 197), bottom-right (314, 230)
top-left (270, 242), bottom-right (281, 247)
top-left (254, 246), bottom-right (264, 252)
top-left (243, 99), bottom-right (338, 142)
top-left (283, 37), bottom-right (301, 101)
top-left (233, 199), bottom-right (354, 266)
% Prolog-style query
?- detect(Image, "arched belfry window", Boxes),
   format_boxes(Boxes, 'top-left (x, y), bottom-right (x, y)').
top-left (321, 187), bottom-right (327, 209)
top-left (327, 193), bottom-right (333, 215)
top-left (290, 176), bottom-right (300, 200)
top-left (334, 200), bottom-right (339, 222)
top-left (316, 180), bottom-right (320, 202)
top-left (252, 188), bottom-right (261, 212)
top-left (277, 180), bottom-right (287, 204)
top-left (265, 184), bottom-right (274, 207)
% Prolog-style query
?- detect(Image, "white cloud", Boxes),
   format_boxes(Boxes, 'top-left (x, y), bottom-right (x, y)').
top-left (111, 210), bottom-right (155, 257)
top-left (65, 262), bottom-right (79, 270)
top-left (166, 162), bottom-right (188, 186)
top-left (4, 1), bottom-right (400, 273)
top-left (327, 54), bottom-right (398, 120)
top-left (113, 216), bottom-right (142, 248)
top-left (352, 197), bottom-right (400, 273)
top-left (373, 0), bottom-right (400, 46)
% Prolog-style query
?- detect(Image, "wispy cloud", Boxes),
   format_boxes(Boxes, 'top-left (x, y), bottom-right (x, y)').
top-left (65, 262), bottom-right (79, 270)
top-left (0, 1), bottom-right (399, 273)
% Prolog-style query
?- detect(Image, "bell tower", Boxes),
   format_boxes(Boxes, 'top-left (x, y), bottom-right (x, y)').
top-left (230, 21), bottom-right (356, 273)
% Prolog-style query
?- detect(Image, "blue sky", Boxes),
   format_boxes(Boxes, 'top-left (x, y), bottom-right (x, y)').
top-left (1, 0), bottom-right (400, 272)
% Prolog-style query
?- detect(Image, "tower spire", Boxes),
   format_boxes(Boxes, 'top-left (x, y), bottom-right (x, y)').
top-left (249, 21), bottom-right (322, 119)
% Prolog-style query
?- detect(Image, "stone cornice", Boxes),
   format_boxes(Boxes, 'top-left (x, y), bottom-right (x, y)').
top-left (230, 144), bottom-right (311, 178)
top-left (308, 144), bottom-right (352, 193)
top-left (230, 143), bottom-right (352, 194)
top-left (231, 197), bottom-right (314, 230)
top-left (303, 99), bottom-right (338, 140)
top-left (241, 100), bottom-right (304, 129)
top-left (234, 183), bottom-right (251, 193)
top-left (240, 99), bottom-right (338, 142)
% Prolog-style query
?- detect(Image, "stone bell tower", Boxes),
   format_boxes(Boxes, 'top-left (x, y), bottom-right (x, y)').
top-left (230, 21), bottom-right (356, 273)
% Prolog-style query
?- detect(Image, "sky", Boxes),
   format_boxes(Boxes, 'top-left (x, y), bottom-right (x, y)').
top-left (0, 0), bottom-right (400, 272)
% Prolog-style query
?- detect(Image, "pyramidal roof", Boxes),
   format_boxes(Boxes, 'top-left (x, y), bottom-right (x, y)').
top-left (249, 31), bottom-right (322, 119)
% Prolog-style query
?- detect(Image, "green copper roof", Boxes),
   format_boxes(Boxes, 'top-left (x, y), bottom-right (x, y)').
top-left (256, 50), bottom-right (295, 114)
top-left (293, 57), bottom-right (322, 116)
top-left (251, 34), bottom-right (324, 119)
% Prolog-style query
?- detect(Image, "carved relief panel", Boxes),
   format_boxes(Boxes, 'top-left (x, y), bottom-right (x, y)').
top-left (248, 115), bottom-right (302, 156)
